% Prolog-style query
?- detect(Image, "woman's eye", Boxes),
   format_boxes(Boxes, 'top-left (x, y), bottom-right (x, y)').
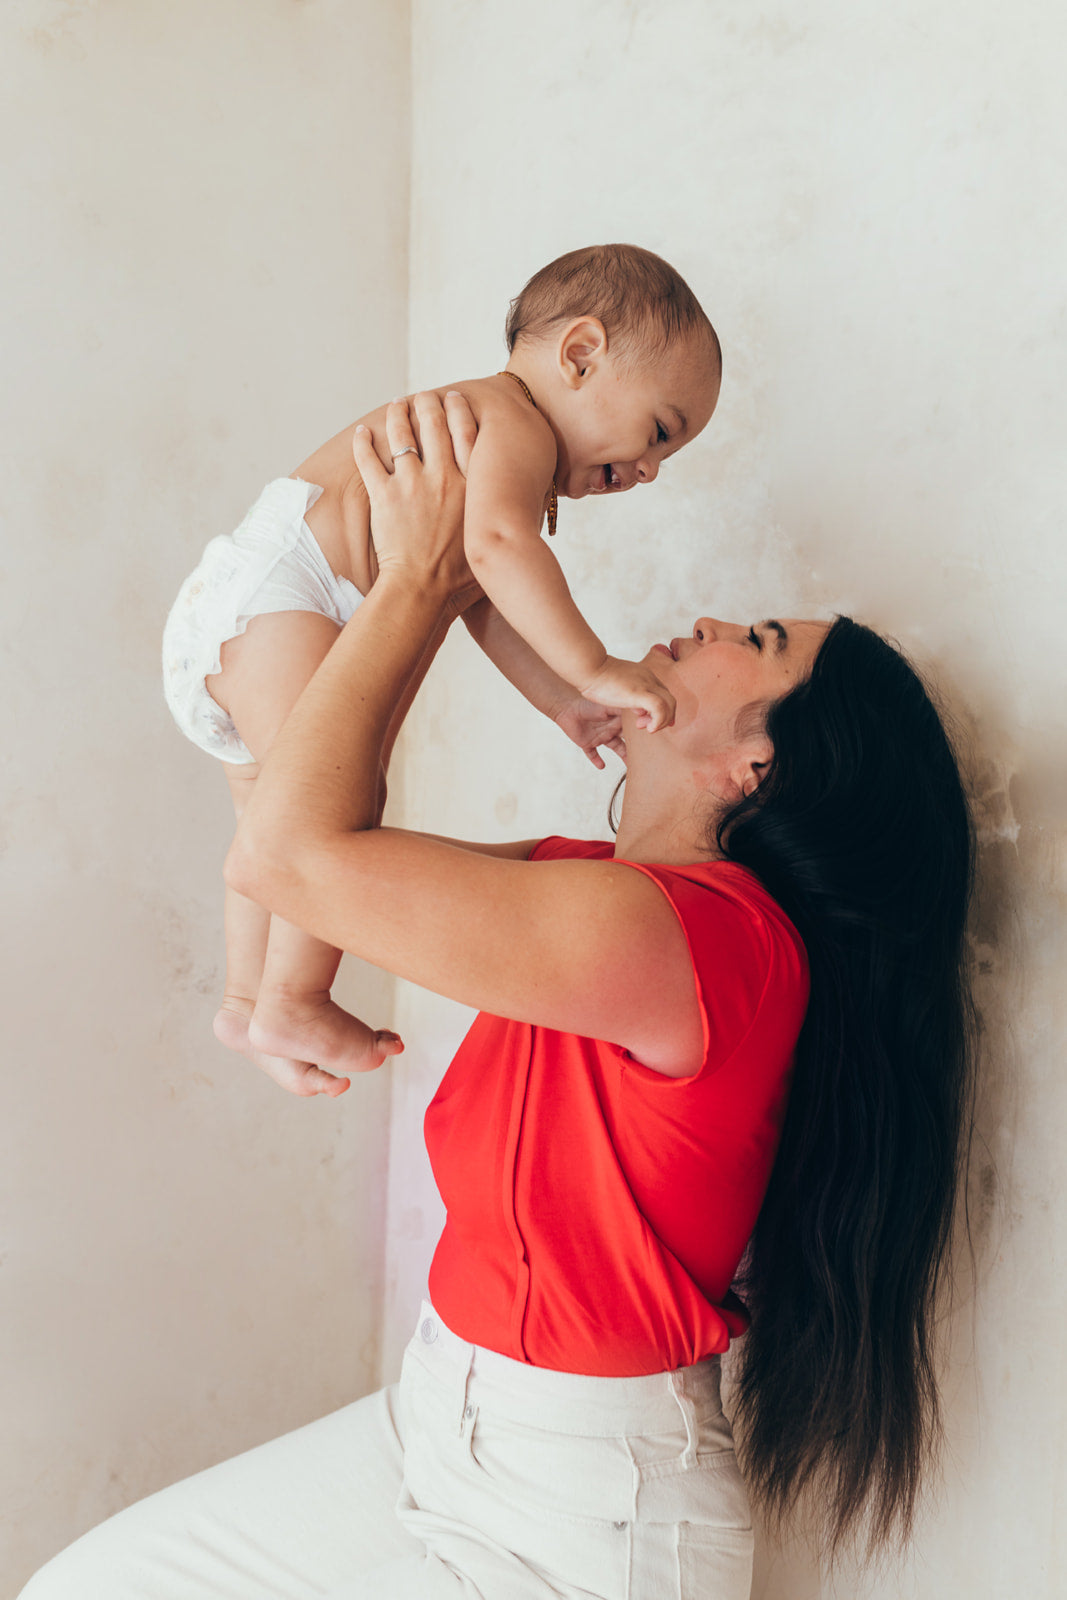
top-left (747, 626), bottom-right (763, 651)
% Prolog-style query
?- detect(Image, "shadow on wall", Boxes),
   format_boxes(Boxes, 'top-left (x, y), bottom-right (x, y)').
top-left (955, 691), bottom-right (1029, 1270)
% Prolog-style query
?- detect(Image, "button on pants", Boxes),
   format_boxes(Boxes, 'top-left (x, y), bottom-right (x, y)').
top-left (19, 1303), bottom-right (753, 1599)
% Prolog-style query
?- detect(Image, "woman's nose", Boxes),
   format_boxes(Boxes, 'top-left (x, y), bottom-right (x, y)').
top-left (693, 617), bottom-right (719, 643)
top-left (636, 455), bottom-right (660, 484)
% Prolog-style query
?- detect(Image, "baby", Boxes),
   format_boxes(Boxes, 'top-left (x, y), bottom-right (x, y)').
top-left (163, 243), bottom-right (722, 1097)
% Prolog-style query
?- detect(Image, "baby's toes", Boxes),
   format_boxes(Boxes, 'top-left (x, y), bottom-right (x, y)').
top-left (371, 1030), bottom-right (404, 1067)
top-left (306, 1065), bottom-right (351, 1097)
top-left (213, 1004), bottom-right (252, 1055)
top-left (249, 1046), bottom-right (338, 1098)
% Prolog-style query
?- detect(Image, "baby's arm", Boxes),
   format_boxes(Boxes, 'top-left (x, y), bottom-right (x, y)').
top-left (464, 416), bottom-right (675, 730)
top-left (463, 597), bottom-right (626, 768)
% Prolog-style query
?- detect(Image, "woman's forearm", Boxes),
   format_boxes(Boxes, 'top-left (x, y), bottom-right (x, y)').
top-left (226, 572), bottom-right (449, 905)
top-left (464, 597), bottom-right (577, 719)
top-left (227, 389), bottom-right (476, 934)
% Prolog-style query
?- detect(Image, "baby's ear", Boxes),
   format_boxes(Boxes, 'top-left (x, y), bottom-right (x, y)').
top-left (557, 318), bottom-right (608, 386)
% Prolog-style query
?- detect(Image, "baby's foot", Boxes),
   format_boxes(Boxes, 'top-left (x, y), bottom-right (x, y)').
top-left (248, 990), bottom-right (404, 1079)
top-left (213, 999), bottom-right (353, 1098)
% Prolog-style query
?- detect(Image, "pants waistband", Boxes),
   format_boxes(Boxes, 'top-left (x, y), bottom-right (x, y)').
top-left (406, 1301), bottom-right (723, 1438)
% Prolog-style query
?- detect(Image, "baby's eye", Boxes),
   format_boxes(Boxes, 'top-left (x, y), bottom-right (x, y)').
top-left (747, 625), bottom-right (763, 651)
top-left (656, 422), bottom-right (669, 445)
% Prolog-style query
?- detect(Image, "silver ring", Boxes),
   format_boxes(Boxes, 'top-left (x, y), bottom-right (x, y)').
top-left (392, 446), bottom-right (419, 461)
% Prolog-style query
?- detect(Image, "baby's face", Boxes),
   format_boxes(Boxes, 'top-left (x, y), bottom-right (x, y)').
top-left (557, 335), bottom-right (720, 501)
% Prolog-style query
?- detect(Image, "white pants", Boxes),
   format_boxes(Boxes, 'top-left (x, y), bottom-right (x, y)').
top-left (19, 1304), bottom-right (753, 1600)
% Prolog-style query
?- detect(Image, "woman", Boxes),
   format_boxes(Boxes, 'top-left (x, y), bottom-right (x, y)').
top-left (22, 393), bottom-right (975, 1598)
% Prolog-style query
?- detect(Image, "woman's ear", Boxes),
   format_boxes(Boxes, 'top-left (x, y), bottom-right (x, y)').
top-left (730, 736), bottom-right (773, 800)
top-left (740, 761), bottom-right (769, 799)
top-left (557, 318), bottom-right (609, 387)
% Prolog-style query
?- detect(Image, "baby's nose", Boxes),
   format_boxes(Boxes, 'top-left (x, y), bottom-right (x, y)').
top-left (636, 455), bottom-right (659, 484)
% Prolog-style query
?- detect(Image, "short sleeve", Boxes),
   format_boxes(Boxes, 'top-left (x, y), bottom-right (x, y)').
top-left (529, 835), bottom-right (614, 863)
top-left (616, 859), bottom-right (808, 1081)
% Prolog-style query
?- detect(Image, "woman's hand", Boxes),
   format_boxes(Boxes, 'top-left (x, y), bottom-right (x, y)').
top-left (353, 392), bottom-right (480, 610)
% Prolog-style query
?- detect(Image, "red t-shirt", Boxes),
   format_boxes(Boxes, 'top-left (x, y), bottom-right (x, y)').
top-left (424, 837), bottom-right (809, 1377)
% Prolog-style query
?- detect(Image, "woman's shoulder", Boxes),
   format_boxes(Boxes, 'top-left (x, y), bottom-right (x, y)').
top-left (642, 856), bottom-right (806, 966)
top-left (531, 840), bottom-right (804, 965)
top-left (563, 842), bottom-right (803, 970)
top-left (660, 856), bottom-right (791, 916)
top-left (533, 838), bottom-right (779, 898)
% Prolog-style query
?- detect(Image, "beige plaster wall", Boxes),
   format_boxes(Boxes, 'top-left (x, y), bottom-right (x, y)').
top-left (391, 2), bottom-right (1067, 1595)
top-left (1, 2), bottom-right (409, 1591)
top-left (6, 2), bottom-right (1064, 1594)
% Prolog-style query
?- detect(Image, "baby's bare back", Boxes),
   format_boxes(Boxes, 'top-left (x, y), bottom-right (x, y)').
top-left (292, 375), bottom-right (530, 597)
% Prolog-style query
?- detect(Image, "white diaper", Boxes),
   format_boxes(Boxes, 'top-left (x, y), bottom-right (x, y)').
top-left (162, 478), bottom-right (363, 763)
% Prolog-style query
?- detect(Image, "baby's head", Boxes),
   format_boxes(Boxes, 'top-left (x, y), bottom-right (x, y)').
top-left (505, 243), bottom-right (721, 500)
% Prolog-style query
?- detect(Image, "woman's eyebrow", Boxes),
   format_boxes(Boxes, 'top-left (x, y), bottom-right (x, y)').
top-left (760, 619), bottom-right (788, 653)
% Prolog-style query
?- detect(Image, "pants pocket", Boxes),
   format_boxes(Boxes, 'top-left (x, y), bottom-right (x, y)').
top-left (677, 1519), bottom-right (754, 1600)
top-left (633, 1448), bottom-right (753, 1600)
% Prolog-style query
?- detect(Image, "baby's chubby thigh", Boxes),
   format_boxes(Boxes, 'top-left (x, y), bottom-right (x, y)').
top-left (206, 606), bottom-right (345, 762)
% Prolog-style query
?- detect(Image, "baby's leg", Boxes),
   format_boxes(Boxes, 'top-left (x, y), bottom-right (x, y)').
top-left (213, 763), bottom-right (271, 1041)
top-left (208, 611), bottom-right (402, 1095)
top-left (248, 913), bottom-right (402, 1081)
top-left (211, 607), bottom-right (452, 1093)
top-left (215, 764), bottom-right (367, 1096)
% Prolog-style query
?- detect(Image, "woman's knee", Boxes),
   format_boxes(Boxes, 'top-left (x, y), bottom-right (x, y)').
top-left (17, 1536), bottom-right (104, 1600)
top-left (16, 1499), bottom-right (165, 1600)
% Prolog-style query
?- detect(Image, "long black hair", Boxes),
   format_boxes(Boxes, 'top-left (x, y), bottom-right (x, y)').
top-left (717, 616), bottom-right (977, 1555)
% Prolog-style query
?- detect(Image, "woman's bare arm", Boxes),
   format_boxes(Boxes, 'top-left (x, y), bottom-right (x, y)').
top-left (227, 394), bottom-right (703, 1077)
top-left (412, 833), bottom-right (542, 859)
top-left (462, 598), bottom-right (626, 769)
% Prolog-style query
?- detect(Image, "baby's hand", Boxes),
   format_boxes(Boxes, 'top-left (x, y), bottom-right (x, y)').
top-left (553, 695), bottom-right (627, 769)
top-left (581, 657), bottom-right (675, 733)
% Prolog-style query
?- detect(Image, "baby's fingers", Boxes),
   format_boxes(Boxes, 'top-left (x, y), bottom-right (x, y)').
top-left (640, 688), bottom-right (676, 732)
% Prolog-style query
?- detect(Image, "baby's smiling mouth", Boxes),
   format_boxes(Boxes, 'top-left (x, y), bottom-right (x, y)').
top-left (601, 464), bottom-right (622, 489)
